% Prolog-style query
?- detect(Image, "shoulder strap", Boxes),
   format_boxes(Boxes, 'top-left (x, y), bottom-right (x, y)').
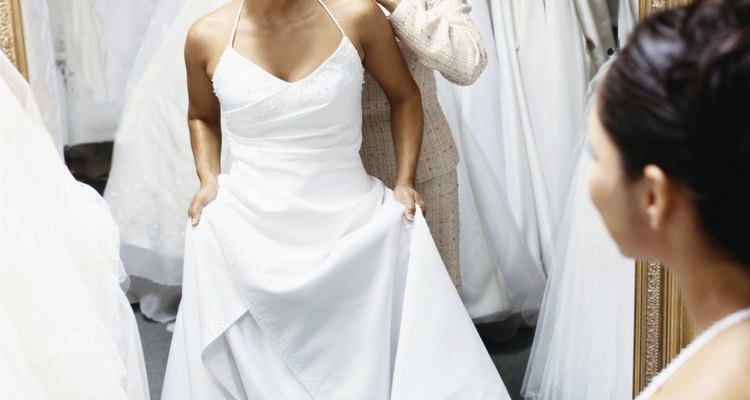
top-left (229, 0), bottom-right (245, 47)
top-left (316, 0), bottom-right (347, 36)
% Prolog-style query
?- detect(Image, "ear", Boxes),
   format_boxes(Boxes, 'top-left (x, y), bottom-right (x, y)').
top-left (642, 165), bottom-right (671, 230)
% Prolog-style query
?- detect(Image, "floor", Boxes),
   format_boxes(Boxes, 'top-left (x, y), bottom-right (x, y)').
top-left (135, 309), bottom-right (534, 400)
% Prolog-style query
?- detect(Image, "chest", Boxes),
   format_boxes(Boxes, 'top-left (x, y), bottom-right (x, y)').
top-left (231, 15), bottom-right (344, 83)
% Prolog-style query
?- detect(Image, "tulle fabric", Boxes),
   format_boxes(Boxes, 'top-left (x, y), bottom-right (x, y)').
top-left (125, 0), bottom-right (186, 96)
top-left (522, 53), bottom-right (636, 400)
top-left (0, 53), bottom-right (149, 400)
top-left (105, 0), bottom-right (231, 322)
top-left (521, 151), bottom-right (635, 400)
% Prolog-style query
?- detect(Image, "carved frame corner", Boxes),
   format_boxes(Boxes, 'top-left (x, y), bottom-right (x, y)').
top-left (0, 0), bottom-right (28, 79)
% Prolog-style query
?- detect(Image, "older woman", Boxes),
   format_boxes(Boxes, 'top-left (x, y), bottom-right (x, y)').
top-left (589, 0), bottom-right (750, 398)
top-left (361, 0), bottom-right (487, 293)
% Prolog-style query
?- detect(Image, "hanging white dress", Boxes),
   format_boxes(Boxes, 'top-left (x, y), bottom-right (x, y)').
top-left (0, 53), bottom-right (150, 400)
top-left (19, 0), bottom-right (68, 152)
top-left (162, 2), bottom-right (509, 398)
top-left (433, 0), bottom-right (613, 325)
top-left (434, 0), bottom-right (546, 326)
top-left (105, 0), bottom-right (230, 323)
top-left (126, 0), bottom-right (187, 96)
top-left (494, 0), bottom-right (615, 258)
top-left (45, 0), bottom-right (158, 145)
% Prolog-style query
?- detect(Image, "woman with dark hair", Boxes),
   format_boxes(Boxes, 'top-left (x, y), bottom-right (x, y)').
top-left (589, 0), bottom-right (750, 398)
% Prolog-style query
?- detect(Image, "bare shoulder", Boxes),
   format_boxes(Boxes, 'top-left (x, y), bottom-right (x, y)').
top-left (714, 320), bottom-right (750, 398)
top-left (185, 1), bottom-right (240, 60)
top-left (326, 0), bottom-right (391, 46)
top-left (662, 320), bottom-right (750, 399)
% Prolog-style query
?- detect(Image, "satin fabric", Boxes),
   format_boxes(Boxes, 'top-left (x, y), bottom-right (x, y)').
top-left (162, 7), bottom-right (508, 397)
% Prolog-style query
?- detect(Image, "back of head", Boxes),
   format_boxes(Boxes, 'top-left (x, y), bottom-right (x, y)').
top-left (600, 0), bottom-right (750, 267)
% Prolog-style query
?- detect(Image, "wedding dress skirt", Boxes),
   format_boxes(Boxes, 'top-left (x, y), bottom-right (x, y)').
top-left (0, 53), bottom-right (149, 400)
top-left (163, 7), bottom-right (508, 395)
top-left (164, 186), bottom-right (509, 398)
top-left (106, 0), bottom-right (230, 323)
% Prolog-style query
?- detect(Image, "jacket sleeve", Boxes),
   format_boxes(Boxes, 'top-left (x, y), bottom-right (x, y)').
top-left (388, 0), bottom-right (488, 86)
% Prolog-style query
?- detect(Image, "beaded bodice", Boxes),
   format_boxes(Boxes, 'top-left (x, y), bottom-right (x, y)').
top-left (211, 0), bottom-right (364, 153)
top-left (208, 0), bottom-right (370, 206)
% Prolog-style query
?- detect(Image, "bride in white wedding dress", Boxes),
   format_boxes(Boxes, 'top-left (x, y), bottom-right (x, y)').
top-left (0, 53), bottom-right (150, 400)
top-left (162, 0), bottom-right (508, 398)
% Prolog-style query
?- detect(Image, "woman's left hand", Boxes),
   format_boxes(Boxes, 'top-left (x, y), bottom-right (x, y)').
top-left (394, 185), bottom-right (427, 221)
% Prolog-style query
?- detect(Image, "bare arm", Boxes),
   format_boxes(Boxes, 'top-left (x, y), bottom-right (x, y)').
top-left (356, 2), bottom-right (426, 220)
top-left (377, 0), bottom-right (487, 86)
top-left (185, 21), bottom-right (222, 226)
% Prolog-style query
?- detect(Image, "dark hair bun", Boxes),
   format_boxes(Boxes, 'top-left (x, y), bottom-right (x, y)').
top-left (600, 0), bottom-right (750, 266)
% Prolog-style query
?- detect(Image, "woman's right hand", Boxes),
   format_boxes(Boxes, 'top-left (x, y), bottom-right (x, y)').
top-left (188, 181), bottom-right (219, 226)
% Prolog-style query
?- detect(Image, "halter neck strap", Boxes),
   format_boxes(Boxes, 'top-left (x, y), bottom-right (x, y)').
top-left (316, 0), bottom-right (347, 37)
top-left (229, 0), bottom-right (346, 48)
top-left (229, 0), bottom-right (245, 47)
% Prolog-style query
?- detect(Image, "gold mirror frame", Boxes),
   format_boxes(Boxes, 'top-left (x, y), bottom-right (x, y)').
top-left (0, 0), bottom-right (27, 78)
top-left (633, 1), bottom-right (695, 396)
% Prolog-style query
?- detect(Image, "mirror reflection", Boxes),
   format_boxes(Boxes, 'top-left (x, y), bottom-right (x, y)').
top-left (11, 0), bottom-right (747, 399)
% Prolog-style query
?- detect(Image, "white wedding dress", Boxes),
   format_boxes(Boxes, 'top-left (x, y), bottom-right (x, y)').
top-left (44, 0), bottom-right (157, 145)
top-left (432, 0), bottom-right (616, 326)
top-left (0, 53), bottom-right (149, 400)
top-left (105, 0), bottom-right (230, 323)
top-left (19, 0), bottom-right (68, 152)
top-left (434, 0), bottom-right (547, 327)
top-left (162, 2), bottom-right (509, 398)
top-left (105, 0), bottom-right (229, 323)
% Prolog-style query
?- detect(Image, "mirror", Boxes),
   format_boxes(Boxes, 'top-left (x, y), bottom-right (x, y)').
top-left (0, 0), bottom-right (704, 394)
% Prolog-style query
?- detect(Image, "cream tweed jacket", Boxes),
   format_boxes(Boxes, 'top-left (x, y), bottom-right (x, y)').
top-left (360, 0), bottom-right (488, 186)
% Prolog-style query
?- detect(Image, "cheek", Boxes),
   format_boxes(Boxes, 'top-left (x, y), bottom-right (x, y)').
top-left (588, 163), bottom-right (640, 257)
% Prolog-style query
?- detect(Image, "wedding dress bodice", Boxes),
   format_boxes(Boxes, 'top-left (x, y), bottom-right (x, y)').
top-left (211, 4), bottom-right (369, 205)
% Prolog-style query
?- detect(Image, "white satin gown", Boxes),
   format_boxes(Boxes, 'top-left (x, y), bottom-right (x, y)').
top-left (162, 2), bottom-right (509, 398)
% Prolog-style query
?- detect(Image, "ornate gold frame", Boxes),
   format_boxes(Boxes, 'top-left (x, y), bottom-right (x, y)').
top-left (633, 1), bottom-right (695, 396)
top-left (0, 0), bottom-right (27, 78)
